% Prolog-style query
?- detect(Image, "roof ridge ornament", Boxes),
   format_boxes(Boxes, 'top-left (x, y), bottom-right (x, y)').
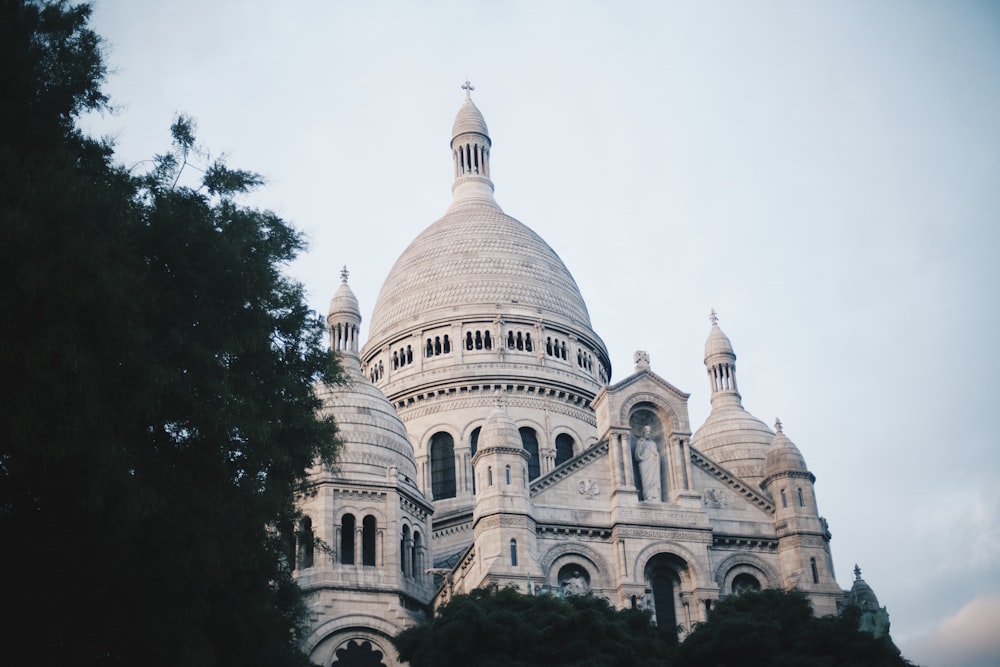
top-left (462, 79), bottom-right (475, 100)
top-left (340, 265), bottom-right (349, 283)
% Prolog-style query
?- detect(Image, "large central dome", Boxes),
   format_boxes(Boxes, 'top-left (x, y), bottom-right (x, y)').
top-left (368, 202), bottom-right (592, 341)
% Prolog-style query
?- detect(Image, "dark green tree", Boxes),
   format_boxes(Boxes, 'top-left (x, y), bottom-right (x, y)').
top-left (1, 2), bottom-right (340, 665)
top-left (393, 587), bottom-right (676, 667)
top-left (673, 589), bottom-right (915, 667)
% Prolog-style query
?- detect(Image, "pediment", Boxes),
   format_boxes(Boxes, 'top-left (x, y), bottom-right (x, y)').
top-left (690, 446), bottom-right (775, 514)
top-left (607, 368), bottom-right (690, 402)
top-left (529, 440), bottom-right (609, 499)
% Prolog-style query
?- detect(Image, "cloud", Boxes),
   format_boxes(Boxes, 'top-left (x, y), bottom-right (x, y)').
top-left (901, 595), bottom-right (1000, 667)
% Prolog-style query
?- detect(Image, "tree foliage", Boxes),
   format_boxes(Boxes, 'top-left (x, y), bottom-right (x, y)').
top-left (673, 589), bottom-right (915, 667)
top-left (392, 588), bottom-right (676, 667)
top-left (1, 2), bottom-right (340, 665)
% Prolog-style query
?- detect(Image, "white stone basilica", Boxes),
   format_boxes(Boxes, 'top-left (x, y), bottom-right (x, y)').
top-left (294, 87), bottom-right (845, 666)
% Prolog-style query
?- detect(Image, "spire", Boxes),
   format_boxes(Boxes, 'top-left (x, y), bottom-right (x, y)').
top-left (450, 81), bottom-right (497, 208)
top-left (327, 266), bottom-right (362, 362)
top-left (704, 309), bottom-right (741, 406)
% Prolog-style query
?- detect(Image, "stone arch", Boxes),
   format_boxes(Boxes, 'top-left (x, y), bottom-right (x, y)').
top-left (540, 541), bottom-right (611, 591)
top-left (303, 614), bottom-right (403, 665)
top-left (619, 392), bottom-right (683, 434)
top-left (632, 542), bottom-right (709, 591)
top-left (713, 552), bottom-right (780, 594)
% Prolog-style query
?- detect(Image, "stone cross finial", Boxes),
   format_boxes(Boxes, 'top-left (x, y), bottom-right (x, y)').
top-left (462, 79), bottom-right (475, 100)
top-left (775, 418), bottom-right (783, 433)
top-left (709, 308), bottom-right (719, 326)
top-left (854, 564), bottom-right (862, 580)
top-left (340, 265), bottom-right (349, 283)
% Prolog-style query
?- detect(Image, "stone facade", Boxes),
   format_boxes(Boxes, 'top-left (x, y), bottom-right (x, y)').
top-left (295, 88), bottom-right (845, 666)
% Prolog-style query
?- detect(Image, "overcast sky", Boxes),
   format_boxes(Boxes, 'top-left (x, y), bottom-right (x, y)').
top-left (81, 2), bottom-right (999, 665)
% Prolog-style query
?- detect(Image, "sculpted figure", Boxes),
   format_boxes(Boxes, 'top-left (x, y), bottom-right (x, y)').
top-left (560, 569), bottom-right (589, 596)
top-left (635, 425), bottom-right (662, 502)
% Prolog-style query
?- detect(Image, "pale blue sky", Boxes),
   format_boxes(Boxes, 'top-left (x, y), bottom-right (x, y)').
top-left (82, 2), bottom-right (1000, 665)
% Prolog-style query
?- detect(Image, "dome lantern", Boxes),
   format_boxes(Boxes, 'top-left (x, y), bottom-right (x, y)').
top-left (450, 80), bottom-right (497, 207)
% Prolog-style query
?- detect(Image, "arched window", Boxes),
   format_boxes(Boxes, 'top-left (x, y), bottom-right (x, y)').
top-left (510, 539), bottom-right (518, 567)
top-left (487, 466), bottom-right (493, 486)
top-left (507, 331), bottom-right (515, 349)
top-left (298, 516), bottom-right (314, 569)
top-left (484, 331), bottom-right (492, 349)
top-left (505, 465), bottom-right (511, 485)
top-left (443, 335), bottom-right (451, 353)
top-left (434, 336), bottom-right (442, 355)
top-left (430, 432), bottom-right (456, 500)
top-left (546, 337), bottom-right (553, 355)
top-left (412, 531), bottom-right (422, 576)
top-left (811, 557), bottom-right (819, 584)
top-left (400, 525), bottom-right (409, 574)
top-left (392, 351), bottom-right (399, 369)
top-left (425, 339), bottom-right (433, 357)
top-left (341, 514), bottom-right (355, 565)
top-left (475, 331), bottom-right (483, 349)
top-left (520, 427), bottom-right (540, 481)
top-left (470, 427), bottom-right (480, 495)
top-left (405, 345), bottom-right (412, 364)
top-left (362, 515), bottom-right (376, 566)
top-left (555, 433), bottom-right (574, 467)
top-left (466, 332), bottom-right (474, 350)
top-left (798, 487), bottom-right (805, 507)
top-left (525, 333), bottom-right (533, 352)
top-left (516, 331), bottom-right (524, 350)
top-left (781, 489), bottom-right (788, 508)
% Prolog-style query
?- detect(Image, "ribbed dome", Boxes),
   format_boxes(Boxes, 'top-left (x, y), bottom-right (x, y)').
top-left (705, 325), bottom-right (735, 358)
top-left (478, 404), bottom-right (520, 451)
top-left (452, 98), bottom-right (489, 138)
top-left (848, 566), bottom-right (881, 611)
top-left (691, 406), bottom-right (772, 486)
top-left (316, 364), bottom-right (418, 482)
top-left (764, 421), bottom-right (809, 477)
top-left (328, 275), bottom-right (360, 322)
top-left (368, 202), bottom-right (593, 340)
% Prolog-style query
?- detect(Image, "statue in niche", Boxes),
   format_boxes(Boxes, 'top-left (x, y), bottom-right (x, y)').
top-left (635, 425), bottom-right (662, 502)
top-left (560, 569), bottom-right (589, 596)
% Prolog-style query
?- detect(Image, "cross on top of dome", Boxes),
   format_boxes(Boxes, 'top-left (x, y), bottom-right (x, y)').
top-left (462, 79), bottom-right (475, 100)
top-left (340, 265), bottom-right (349, 283)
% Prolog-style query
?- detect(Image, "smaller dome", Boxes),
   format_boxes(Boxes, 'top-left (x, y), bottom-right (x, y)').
top-left (764, 419), bottom-right (809, 477)
top-left (849, 565), bottom-right (881, 611)
top-left (452, 98), bottom-right (490, 139)
top-left (478, 401), bottom-right (520, 451)
top-left (705, 309), bottom-right (735, 359)
top-left (328, 266), bottom-right (360, 323)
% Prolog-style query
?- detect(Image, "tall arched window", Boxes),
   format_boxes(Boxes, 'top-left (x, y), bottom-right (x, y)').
top-left (470, 427), bottom-right (480, 495)
top-left (412, 531), bottom-right (422, 576)
top-left (520, 427), bottom-right (540, 480)
top-left (781, 489), bottom-right (788, 508)
top-left (510, 539), bottom-right (518, 567)
top-left (555, 433), bottom-right (574, 467)
top-left (811, 557), bottom-right (819, 584)
top-left (362, 515), bottom-right (377, 566)
top-left (798, 487), bottom-right (805, 507)
top-left (400, 525), bottom-right (410, 575)
top-left (505, 465), bottom-right (511, 485)
top-left (430, 432), bottom-right (456, 500)
top-left (341, 514), bottom-right (355, 565)
top-left (298, 516), bottom-right (314, 569)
